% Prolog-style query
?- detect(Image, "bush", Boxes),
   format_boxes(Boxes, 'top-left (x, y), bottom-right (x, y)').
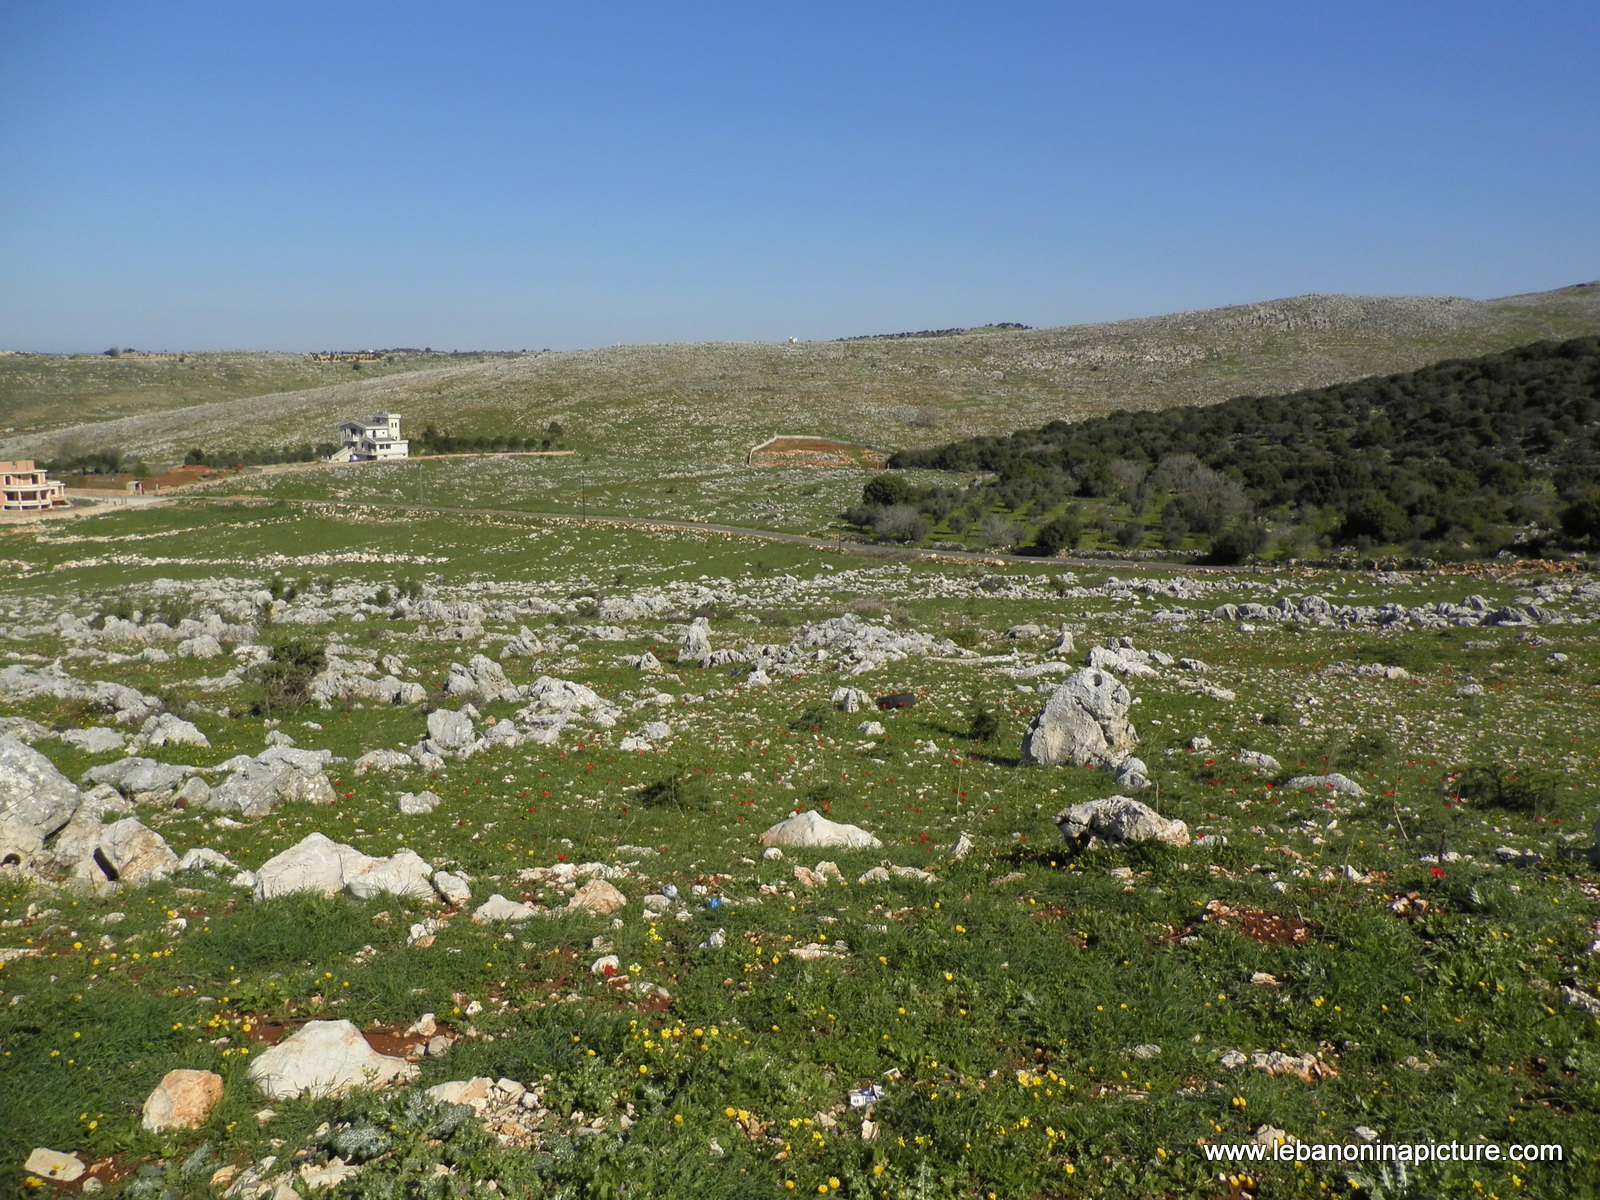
top-left (1025, 511), bottom-right (1083, 557)
top-left (872, 504), bottom-right (930, 543)
top-left (968, 704), bottom-right (1001, 743)
top-left (862, 474), bottom-right (916, 509)
top-left (1207, 522), bottom-right (1268, 564)
top-left (251, 634), bottom-right (327, 717)
top-left (1451, 763), bottom-right (1557, 816)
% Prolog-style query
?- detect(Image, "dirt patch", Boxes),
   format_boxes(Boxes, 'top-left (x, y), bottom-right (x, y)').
top-left (1169, 900), bottom-right (1318, 946)
top-left (748, 437), bottom-right (889, 468)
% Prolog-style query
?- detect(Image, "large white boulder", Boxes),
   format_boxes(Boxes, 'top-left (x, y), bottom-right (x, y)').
top-left (247, 1019), bottom-right (417, 1100)
top-left (1055, 796), bottom-right (1190, 848)
top-left (0, 736), bottom-right (81, 838)
top-left (1020, 668), bottom-right (1138, 768)
top-left (759, 810), bottom-right (882, 851)
top-left (252, 833), bottom-right (434, 902)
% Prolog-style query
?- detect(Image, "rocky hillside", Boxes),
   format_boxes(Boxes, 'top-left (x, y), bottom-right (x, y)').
top-left (6, 283), bottom-right (1600, 473)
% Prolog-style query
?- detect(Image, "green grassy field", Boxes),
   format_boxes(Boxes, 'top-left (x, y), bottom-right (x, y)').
top-left (2, 501), bottom-right (1597, 1198)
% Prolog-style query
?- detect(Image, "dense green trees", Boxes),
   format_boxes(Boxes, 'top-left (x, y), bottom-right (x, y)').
top-left (874, 336), bottom-right (1600, 560)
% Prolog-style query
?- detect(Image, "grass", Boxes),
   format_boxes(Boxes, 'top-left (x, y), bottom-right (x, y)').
top-left (0, 500), bottom-right (1597, 1196)
top-left (6, 286), bottom-right (1600, 484)
top-left (0, 352), bottom-right (500, 439)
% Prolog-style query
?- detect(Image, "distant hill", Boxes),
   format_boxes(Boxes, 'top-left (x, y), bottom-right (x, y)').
top-left (4, 283), bottom-right (1599, 475)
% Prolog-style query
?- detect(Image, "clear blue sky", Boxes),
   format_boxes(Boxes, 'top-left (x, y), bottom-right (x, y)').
top-left (2, 0), bottom-right (1596, 351)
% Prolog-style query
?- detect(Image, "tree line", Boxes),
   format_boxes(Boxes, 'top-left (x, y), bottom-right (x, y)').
top-left (855, 336), bottom-right (1600, 561)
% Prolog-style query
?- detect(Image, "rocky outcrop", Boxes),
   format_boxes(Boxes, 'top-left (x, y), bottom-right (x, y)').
top-left (443, 654), bottom-right (520, 704)
top-left (84, 757), bottom-right (191, 804)
top-left (0, 737), bottom-right (83, 840)
top-left (207, 747), bottom-right (338, 817)
top-left (141, 1069), bottom-right (225, 1132)
top-left (680, 617), bottom-right (712, 666)
top-left (247, 1020), bottom-right (417, 1100)
top-left (1020, 669), bottom-right (1138, 768)
top-left (251, 833), bottom-right (434, 902)
top-left (1056, 797), bottom-right (1190, 848)
top-left (759, 810), bottom-right (883, 850)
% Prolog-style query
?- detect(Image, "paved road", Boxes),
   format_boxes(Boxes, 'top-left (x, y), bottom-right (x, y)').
top-left (193, 493), bottom-right (1251, 575)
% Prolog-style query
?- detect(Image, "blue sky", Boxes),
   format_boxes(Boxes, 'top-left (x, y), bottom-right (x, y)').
top-left (2, 1), bottom-right (1596, 351)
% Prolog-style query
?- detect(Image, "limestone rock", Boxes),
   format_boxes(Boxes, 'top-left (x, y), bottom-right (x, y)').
top-left (759, 810), bottom-right (882, 851)
top-left (432, 871), bottom-right (471, 906)
top-left (355, 749), bottom-right (413, 772)
top-left (85, 757), bottom-right (189, 803)
top-left (344, 849), bottom-right (434, 901)
top-left (252, 833), bottom-right (433, 902)
top-left (176, 634), bottom-right (224, 659)
top-left (84, 818), bottom-right (179, 887)
top-left (208, 754), bottom-right (336, 818)
top-left (1281, 772), bottom-right (1366, 797)
top-left (24, 1149), bottom-right (85, 1183)
top-left (472, 893), bottom-right (540, 923)
top-left (397, 790), bottom-right (441, 815)
top-left (1055, 796), bottom-right (1190, 848)
top-left (58, 726), bottom-right (127, 754)
top-left (681, 617), bottom-right (712, 666)
top-left (140, 712), bottom-right (210, 748)
top-left (425, 709), bottom-right (476, 752)
top-left (443, 655), bottom-right (519, 704)
top-left (0, 816), bottom-right (46, 872)
top-left (247, 1019), bottom-right (416, 1100)
top-left (568, 878), bottom-right (627, 915)
top-left (142, 1068), bottom-right (225, 1132)
top-left (1020, 669), bottom-right (1137, 768)
top-left (0, 736), bottom-right (82, 838)
top-left (830, 686), bottom-right (872, 713)
top-left (1236, 748), bottom-right (1280, 772)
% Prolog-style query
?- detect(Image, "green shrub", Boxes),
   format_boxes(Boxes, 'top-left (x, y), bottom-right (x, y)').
top-left (250, 633), bottom-right (327, 717)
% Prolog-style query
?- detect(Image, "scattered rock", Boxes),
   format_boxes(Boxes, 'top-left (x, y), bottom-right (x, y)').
top-left (58, 727), bottom-right (127, 754)
top-left (140, 711), bottom-right (210, 748)
top-left (247, 1019), bottom-right (417, 1100)
top-left (473, 894), bottom-right (540, 923)
top-left (397, 790), bottom-right (441, 815)
top-left (24, 1149), bottom-right (85, 1183)
top-left (1281, 772), bottom-right (1366, 797)
top-left (568, 878), bottom-right (627, 915)
top-left (252, 833), bottom-right (433, 902)
top-left (1055, 796), bottom-right (1190, 848)
top-left (142, 1069), bottom-right (225, 1132)
top-left (355, 749), bottom-right (413, 772)
top-left (0, 736), bottom-right (82, 839)
top-left (75, 817), bottom-right (178, 889)
top-left (759, 810), bottom-right (882, 851)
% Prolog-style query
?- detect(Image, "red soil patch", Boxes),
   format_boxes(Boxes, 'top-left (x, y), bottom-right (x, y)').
top-left (1166, 900), bottom-right (1318, 946)
top-left (748, 437), bottom-right (889, 468)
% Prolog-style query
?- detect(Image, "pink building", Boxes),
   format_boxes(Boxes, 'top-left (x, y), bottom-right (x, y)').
top-left (0, 461), bottom-right (70, 512)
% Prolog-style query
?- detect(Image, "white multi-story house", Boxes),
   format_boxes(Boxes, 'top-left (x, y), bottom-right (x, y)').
top-left (330, 413), bottom-right (410, 462)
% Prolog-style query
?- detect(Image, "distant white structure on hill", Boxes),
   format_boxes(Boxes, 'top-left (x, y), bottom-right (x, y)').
top-left (330, 413), bottom-right (409, 462)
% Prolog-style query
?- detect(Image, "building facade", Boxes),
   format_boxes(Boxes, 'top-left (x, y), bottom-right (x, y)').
top-left (331, 413), bottom-right (410, 462)
top-left (0, 461), bottom-right (69, 512)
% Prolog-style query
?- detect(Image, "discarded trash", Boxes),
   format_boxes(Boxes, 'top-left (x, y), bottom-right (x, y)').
top-left (661, 883), bottom-right (680, 900)
top-left (699, 928), bottom-right (726, 949)
top-left (875, 693), bottom-right (916, 710)
top-left (706, 896), bottom-right (724, 909)
top-left (848, 1083), bottom-right (886, 1108)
